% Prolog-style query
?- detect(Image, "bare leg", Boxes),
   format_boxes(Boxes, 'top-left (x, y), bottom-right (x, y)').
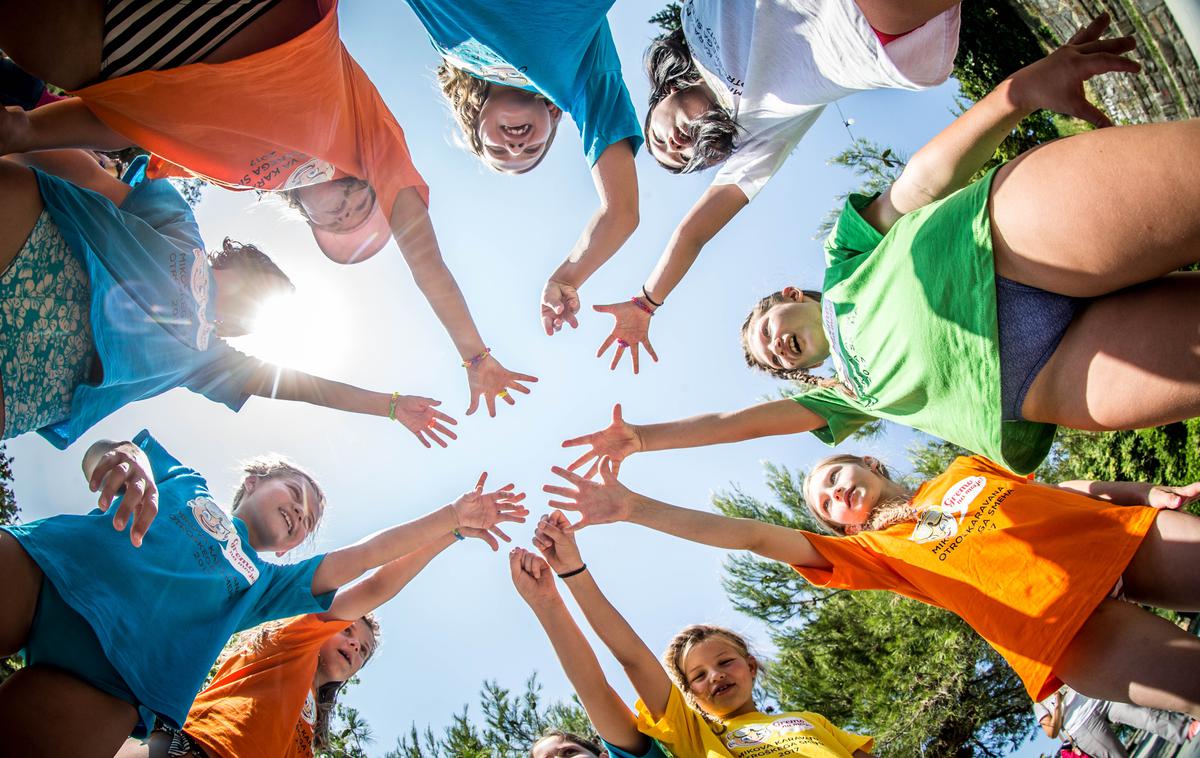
top-left (990, 120), bottom-right (1200, 297)
top-left (1121, 510), bottom-right (1200, 611)
top-left (1056, 599), bottom-right (1200, 718)
top-left (0, 666), bottom-right (138, 758)
top-left (0, 531), bottom-right (42, 656)
top-left (115, 733), bottom-right (172, 758)
top-left (1021, 273), bottom-right (1200, 430)
top-left (853, 0), bottom-right (961, 35)
top-left (0, 158), bottom-right (45, 275)
top-left (0, 0), bottom-right (104, 90)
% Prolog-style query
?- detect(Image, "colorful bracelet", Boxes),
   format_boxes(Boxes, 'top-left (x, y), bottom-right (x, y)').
top-left (462, 347), bottom-right (491, 369)
top-left (388, 391), bottom-right (401, 421)
top-left (452, 528), bottom-right (465, 541)
top-left (630, 296), bottom-right (655, 317)
top-left (641, 285), bottom-right (663, 308)
top-left (557, 564), bottom-right (588, 579)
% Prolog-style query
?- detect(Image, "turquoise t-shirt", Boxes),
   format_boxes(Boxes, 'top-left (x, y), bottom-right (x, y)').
top-left (602, 737), bottom-right (669, 758)
top-left (793, 167), bottom-right (1056, 475)
top-left (402, 0), bottom-right (643, 165)
top-left (3, 430), bottom-right (333, 728)
top-left (32, 162), bottom-right (262, 449)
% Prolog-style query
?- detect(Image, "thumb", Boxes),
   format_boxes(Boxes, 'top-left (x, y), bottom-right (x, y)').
top-left (593, 303), bottom-right (615, 314)
top-left (612, 403), bottom-right (624, 425)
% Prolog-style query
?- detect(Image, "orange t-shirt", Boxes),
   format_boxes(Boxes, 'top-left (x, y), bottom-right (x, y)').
top-left (184, 614), bottom-right (352, 758)
top-left (73, 0), bottom-right (427, 247)
top-left (794, 456), bottom-right (1158, 700)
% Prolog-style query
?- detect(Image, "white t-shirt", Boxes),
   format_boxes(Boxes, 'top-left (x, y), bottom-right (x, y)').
top-left (681, 0), bottom-right (961, 200)
top-left (1035, 687), bottom-right (1104, 740)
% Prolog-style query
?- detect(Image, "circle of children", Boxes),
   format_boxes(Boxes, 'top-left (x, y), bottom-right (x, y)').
top-left (1, 0), bottom-right (1199, 756)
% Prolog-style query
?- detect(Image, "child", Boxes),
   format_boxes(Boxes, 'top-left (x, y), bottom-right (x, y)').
top-left (0, 0), bottom-right (535, 415)
top-left (0, 150), bottom-right (455, 449)
top-left (119, 524), bottom-right (506, 758)
top-left (594, 0), bottom-right (963, 372)
top-left (0, 430), bottom-right (526, 756)
top-left (525, 512), bottom-right (875, 758)
top-left (544, 456), bottom-right (1200, 718)
top-left (566, 18), bottom-right (1198, 476)
top-left (510, 546), bottom-right (667, 758)
top-left (402, 0), bottom-right (642, 337)
top-left (1035, 685), bottom-right (1199, 758)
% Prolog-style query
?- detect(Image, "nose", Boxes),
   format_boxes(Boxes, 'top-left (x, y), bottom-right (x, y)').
top-left (347, 637), bottom-right (360, 652)
top-left (505, 139), bottom-right (525, 155)
top-left (833, 486), bottom-right (847, 505)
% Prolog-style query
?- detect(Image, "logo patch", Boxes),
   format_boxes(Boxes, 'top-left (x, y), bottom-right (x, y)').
top-left (300, 689), bottom-right (317, 727)
top-left (909, 476), bottom-right (985, 544)
top-left (189, 497), bottom-right (259, 585)
top-left (724, 716), bottom-right (815, 748)
top-left (283, 158), bottom-right (336, 190)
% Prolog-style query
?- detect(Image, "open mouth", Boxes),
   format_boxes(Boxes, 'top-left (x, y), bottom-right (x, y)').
top-left (501, 124), bottom-right (532, 137)
top-left (279, 508), bottom-right (294, 536)
top-left (789, 335), bottom-right (801, 357)
top-left (712, 682), bottom-right (734, 697)
top-left (338, 648), bottom-right (353, 666)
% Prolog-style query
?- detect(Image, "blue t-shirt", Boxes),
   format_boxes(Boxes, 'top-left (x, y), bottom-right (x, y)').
top-left (3, 431), bottom-right (333, 727)
top-left (403, 0), bottom-right (643, 165)
top-left (32, 164), bottom-right (261, 449)
top-left (602, 738), bottom-right (669, 758)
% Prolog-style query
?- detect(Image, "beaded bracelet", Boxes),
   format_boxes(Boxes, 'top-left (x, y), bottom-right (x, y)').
top-left (462, 347), bottom-right (491, 369)
top-left (388, 391), bottom-right (401, 421)
top-left (452, 528), bottom-right (465, 541)
top-left (557, 564), bottom-right (588, 579)
top-left (630, 296), bottom-right (655, 317)
top-left (641, 285), bottom-right (663, 308)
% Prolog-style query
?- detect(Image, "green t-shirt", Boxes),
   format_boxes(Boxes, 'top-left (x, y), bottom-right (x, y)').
top-left (794, 167), bottom-right (1055, 475)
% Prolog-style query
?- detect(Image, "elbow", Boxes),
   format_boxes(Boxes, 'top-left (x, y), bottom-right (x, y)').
top-left (604, 200), bottom-right (640, 239)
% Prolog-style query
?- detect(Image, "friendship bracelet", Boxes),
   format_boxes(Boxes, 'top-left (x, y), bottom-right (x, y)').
top-left (641, 285), bottom-right (663, 308)
top-left (557, 564), bottom-right (588, 580)
top-left (630, 297), bottom-right (655, 317)
top-left (388, 391), bottom-right (400, 421)
top-left (453, 528), bottom-right (465, 541)
top-left (462, 347), bottom-right (491, 369)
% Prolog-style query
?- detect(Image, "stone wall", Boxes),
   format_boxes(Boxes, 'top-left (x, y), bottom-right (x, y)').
top-left (1009, 0), bottom-right (1200, 122)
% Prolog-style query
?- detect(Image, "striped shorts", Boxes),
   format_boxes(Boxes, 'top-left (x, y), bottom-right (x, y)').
top-left (100, 0), bottom-right (282, 80)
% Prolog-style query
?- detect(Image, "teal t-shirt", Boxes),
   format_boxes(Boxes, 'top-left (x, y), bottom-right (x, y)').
top-left (3, 431), bottom-right (333, 728)
top-left (402, 0), bottom-right (643, 165)
top-left (794, 167), bottom-right (1056, 475)
top-left (602, 738), bottom-right (669, 758)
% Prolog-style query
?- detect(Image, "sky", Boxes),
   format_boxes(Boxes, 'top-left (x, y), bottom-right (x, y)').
top-left (7, 3), bottom-right (1058, 756)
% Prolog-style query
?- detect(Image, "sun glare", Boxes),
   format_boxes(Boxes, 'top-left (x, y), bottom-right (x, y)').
top-left (233, 291), bottom-right (352, 374)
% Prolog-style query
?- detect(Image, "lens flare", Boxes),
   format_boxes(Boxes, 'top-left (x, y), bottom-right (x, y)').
top-left (231, 291), bottom-right (350, 374)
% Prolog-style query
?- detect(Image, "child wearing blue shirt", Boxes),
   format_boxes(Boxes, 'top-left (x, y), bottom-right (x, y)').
top-left (0, 430), bottom-right (528, 757)
top-left (403, 0), bottom-right (643, 337)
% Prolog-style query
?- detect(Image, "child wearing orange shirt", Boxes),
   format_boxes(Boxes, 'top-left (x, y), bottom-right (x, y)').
top-left (545, 456), bottom-right (1200, 718)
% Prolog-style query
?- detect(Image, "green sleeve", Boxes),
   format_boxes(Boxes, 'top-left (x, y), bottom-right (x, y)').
top-left (823, 192), bottom-right (885, 267)
top-left (790, 389), bottom-right (876, 445)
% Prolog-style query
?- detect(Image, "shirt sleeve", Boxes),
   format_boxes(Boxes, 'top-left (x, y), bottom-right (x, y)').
top-left (710, 107), bottom-right (825, 202)
top-left (792, 530), bottom-right (931, 602)
top-left (134, 429), bottom-right (201, 486)
top-left (243, 553), bottom-right (336, 631)
top-left (804, 711), bottom-right (874, 755)
top-left (182, 342), bottom-right (263, 411)
top-left (350, 58), bottom-right (430, 221)
top-left (266, 613), bottom-right (351, 650)
top-left (634, 685), bottom-right (712, 756)
top-left (600, 737), bottom-right (669, 758)
top-left (824, 192), bottom-right (885, 266)
top-left (789, 390), bottom-right (876, 445)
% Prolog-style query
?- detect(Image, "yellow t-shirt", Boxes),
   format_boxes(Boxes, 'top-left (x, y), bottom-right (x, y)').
top-left (636, 685), bottom-right (872, 757)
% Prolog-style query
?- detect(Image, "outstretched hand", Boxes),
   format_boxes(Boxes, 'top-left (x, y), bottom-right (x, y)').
top-left (594, 299), bottom-right (658, 374)
top-left (1149, 482), bottom-right (1200, 510)
top-left (392, 395), bottom-right (458, 449)
top-left (561, 403), bottom-right (643, 479)
top-left (532, 510), bottom-right (584, 574)
top-left (451, 472), bottom-right (529, 536)
top-left (88, 441), bottom-right (159, 548)
top-left (457, 524), bottom-right (513, 551)
top-left (1009, 13), bottom-right (1140, 128)
top-left (541, 279), bottom-right (581, 335)
top-left (465, 355), bottom-right (538, 417)
top-left (543, 457), bottom-right (635, 530)
top-left (509, 547), bottom-right (562, 608)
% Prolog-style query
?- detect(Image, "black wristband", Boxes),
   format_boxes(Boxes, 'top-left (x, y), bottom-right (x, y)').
top-left (556, 564), bottom-right (588, 580)
top-left (641, 285), bottom-right (663, 308)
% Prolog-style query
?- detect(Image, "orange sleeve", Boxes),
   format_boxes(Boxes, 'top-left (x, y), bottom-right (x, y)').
top-left (793, 531), bottom-right (935, 605)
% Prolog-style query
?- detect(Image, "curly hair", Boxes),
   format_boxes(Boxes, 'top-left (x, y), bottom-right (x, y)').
top-left (208, 237), bottom-right (294, 294)
top-left (229, 454), bottom-right (327, 533)
top-left (739, 289), bottom-right (840, 388)
top-left (662, 624), bottom-right (758, 733)
top-left (531, 730), bottom-right (604, 756)
top-left (644, 28), bottom-right (739, 173)
top-left (802, 454), bottom-right (921, 536)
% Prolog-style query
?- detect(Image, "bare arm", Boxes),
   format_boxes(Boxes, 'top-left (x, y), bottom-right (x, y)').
top-left (6, 148), bottom-right (130, 204)
top-left (1, 100), bottom-right (135, 154)
top-left (322, 532), bottom-right (455, 621)
top-left (642, 184), bottom-right (747, 304)
top-left (552, 141), bottom-right (640, 291)
top-left (1054, 479), bottom-right (1200, 509)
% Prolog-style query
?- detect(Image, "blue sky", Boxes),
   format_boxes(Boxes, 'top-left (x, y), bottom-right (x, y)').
top-left (8, 3), bottom-right (1056, 755)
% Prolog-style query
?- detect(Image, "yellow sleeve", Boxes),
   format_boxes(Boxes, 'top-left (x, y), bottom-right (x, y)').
top-left (804, 712), bottom-right (874, 755)
top-left (634, 685), bottom-right (712, 758)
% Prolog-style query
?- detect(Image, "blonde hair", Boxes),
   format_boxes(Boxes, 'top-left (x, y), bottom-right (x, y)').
top-left (230, 454), bottom-right (327, 531)
top-left (663, 625), bottom-right (757, 732)
top-left (803, 454), bottom-right (921, 536)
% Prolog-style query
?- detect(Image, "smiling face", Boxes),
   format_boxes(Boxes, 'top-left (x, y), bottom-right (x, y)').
top-left (316, 618), bottom-right (377, 684)
top-left (293, 179), bottom-right (376, 233)
top-left (805, 457), bottom-right (890, 530)
top-left (646, 86), bottom-right (716, 170)
top-left (745, 287), bottom-right (830, 373)
top-left (233, 472), bottom-right (324, 554)
top-left (477, 86), bottom-right (561, 173)
top-left (681, 637), bottom-right (758, 720)
top-left (530, 734), bottom-right (601, 758)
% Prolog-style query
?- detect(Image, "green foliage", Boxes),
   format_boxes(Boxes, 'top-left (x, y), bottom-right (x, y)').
top-left (320, 702), bottom-right (374, 758)
top-left (387, 675), bottom-right (592, 758)
top-left (815, 139), bottom-right (907, 239)
top-left (649, 3), bottom-right (682, 36)
top-left (0, 445), bottom-right (19, 684)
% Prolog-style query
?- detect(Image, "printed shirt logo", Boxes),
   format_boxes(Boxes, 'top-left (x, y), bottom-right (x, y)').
top-left (909, 476), bottom-right (985, 544)
top-left (725, 716), bottom-right (816, 748)
top-left (189, 497), bottom-right (260, 585)
top-left (282, 158), bottom-right (336, 190)
top-left (439, 42), bottom-right (532, 88)
top-left (822, 299), bottom-right (879, 405)
top-left (189, 248), bottom-right (214, 350)
top-left (300, 689), bottom-right (317, 727)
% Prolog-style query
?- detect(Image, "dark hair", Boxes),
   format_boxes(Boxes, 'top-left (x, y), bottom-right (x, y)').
top-left (644, 29), bottom-right (738, 173)
top-left (739, 290), bottom-right (832, 385)
top-left (207, 238), bottom-right (294, 294)
top-left (532, 730), bottom-right (604, 756)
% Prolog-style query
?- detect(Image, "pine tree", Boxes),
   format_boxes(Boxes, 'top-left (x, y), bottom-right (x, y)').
top-left (0, 445), bottom-right (20, 684)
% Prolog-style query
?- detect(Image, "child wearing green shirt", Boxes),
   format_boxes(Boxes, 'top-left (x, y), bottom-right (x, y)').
top-left (562, 15), bottom-right (1199, 477)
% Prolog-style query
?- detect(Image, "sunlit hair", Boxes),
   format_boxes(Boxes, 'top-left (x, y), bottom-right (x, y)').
top-left (208, 237), bottom-right (294, 294)
top-left (739, 289), bottom-right (836, 386)
top-left (663, 625), bottom-right (757, 732)
top-left (230, 454), bottom-right (327, 533)
top-left (435, 62), bottom-right (558, 174)
top-left (644, 29), bottom-right (739, 173)
top-left (224, 614), bottom-right (381, 750)
top-left (531, 729), bottom-right (604, 756)
top-left (275, 177), bottom-right (374, 228)
top-left (803, 454), bottom-right (920, 536)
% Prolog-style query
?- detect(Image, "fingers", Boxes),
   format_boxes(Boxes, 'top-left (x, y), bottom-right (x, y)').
top-left (561, 431), bottom-right (596, 450)
top-left (547, 499), bottom-right (579, 511)
top-left (643, 339), bottom-right (659, 363)
top-left (631, 344), bottom-right (640, 375)
top-left (596, 334), bottom-right (616, 358)
top-left (510, 373), bottom-right (539, 385)
top-left (485, 392), bottom-right (497, 418)
top-left (1068, 12), bottom-right (1110, 45)
top-left (592, 303), bottom-right (616, 314)
top-left (566, 449), bottom-right (598, 473)
top-left (550, 466), bottom-right (587, 486)
top-left (430, 421), bottom-right (458, 441)
top-left (490, 525), bottom-right (512, 544)
top-left (412, 430), bottom-right (434, 449)
top-left (474, 472), bottom-right (488, 492)
top-left (563, 309), bottom-right (579, 329)
top-left (128, 489), bottom-right (159, 548)
top-left (609, 343), bottom-right (626, 371)
top-left (599, 456), bottom-right (617, 482)
top-left (431, 410), bottom-right (457, 425)
top-left (1072, 99), bottom-right (1113, 129)
top-left (465, 391), bottom-right (480, 417)
top-left (612, 403), bottom-right (624, 424)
